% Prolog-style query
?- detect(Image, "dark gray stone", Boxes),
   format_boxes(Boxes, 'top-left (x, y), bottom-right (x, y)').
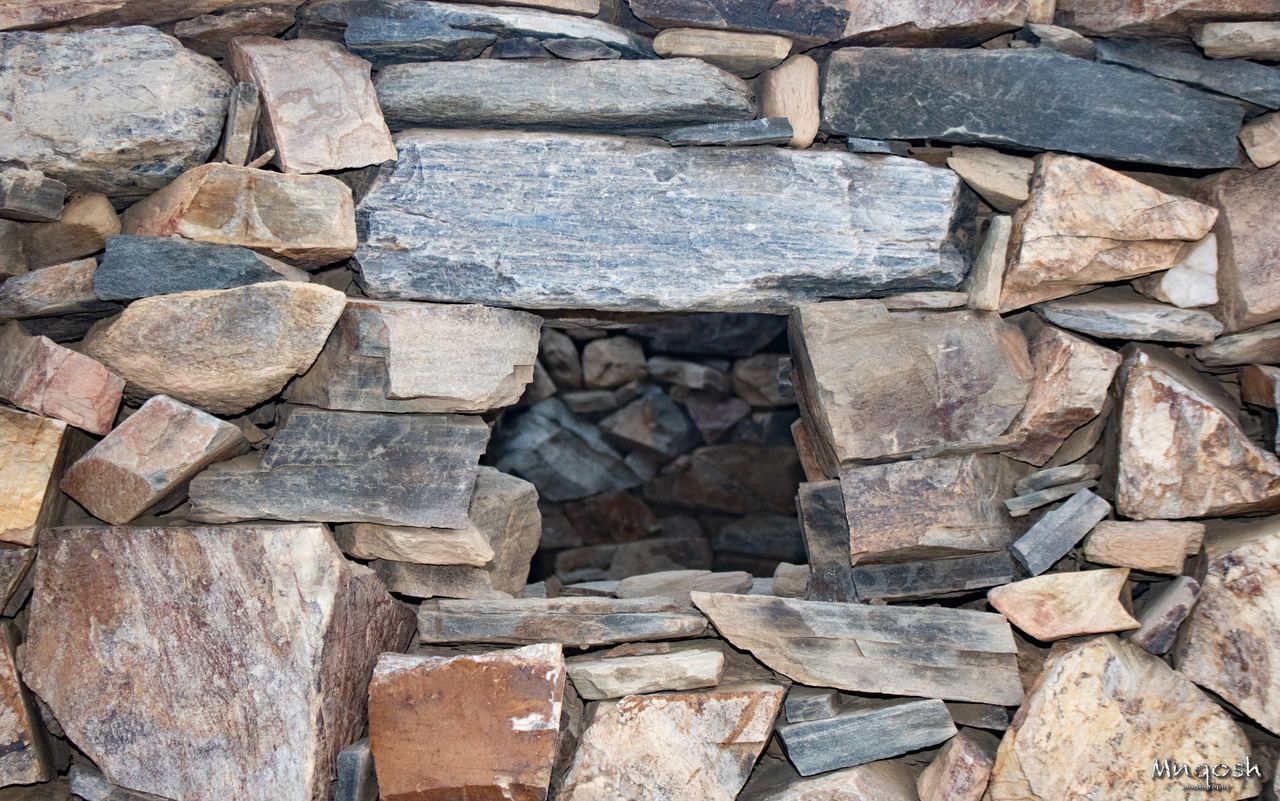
top-left (796, 480), bottom-right (847, 567)
top-left (355, 130), bottom-right (976, 313)
top-left (644, 444), bottom-right (802, 515)
top-left (19, 309), bottom-right (119, 342)
top-left (93, 236), bottom-right (301, 302)
top-left (1125, 575), bottom-right (1201, 656)
top-left (848, 552), bottom-right (1016, 602)
top-left (805, 566), bottom-right (859, 603)
top-left (664, 117), bottom-right (794, 147)
top-left (554, 538), bottom-right (713, 583)
top-left (626, 0), bottom-right (849, 44)
top-left (944, 702), bottom-right (1010, 732)
top-left (335, 738), bottom-right (377, 801)
top-left (1010, 488), bottom-right (1112, 576)
top-left (344, 14), bottom-right (492, 65)
top-left (845, 136), bottom-right (903, 155)
top-left (776, 698), bottom-right (957, 776)
top-left (599, 386), bottom-right (701, 459)
top-left (784, 687), bottom-right (841, 723)
top-left (491, 36), bottom-right (551, 58)
top-left (822, 47), bottom-right (1245, 169)
top-left (1096, 38), bottom-right (1280, 110)
top-left (70, 762), bottom-right (163, 801)
top-left (544, 37), bottom-right (620, 60)
top-left (417, 596), bottom-right (708, 647)
top-left (629, 313), bottom-right (785, 357)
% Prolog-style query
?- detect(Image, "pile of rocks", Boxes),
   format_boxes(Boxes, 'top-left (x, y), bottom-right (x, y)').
top-left (3, 1), bottom-right (1280, 800)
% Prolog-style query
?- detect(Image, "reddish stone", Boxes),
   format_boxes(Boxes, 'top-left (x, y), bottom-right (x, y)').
top-left (0, 321), bottom-right (122, 434)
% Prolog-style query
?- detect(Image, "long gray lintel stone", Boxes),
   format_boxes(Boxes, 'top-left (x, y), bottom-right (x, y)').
top-left (821, 47), bottom-right (1244, 169)
top-left (1096, 38), bottom-right (1280, 110)
top-left (375, 59), bottom-right (755, 134)
top-left (355, 130), bottom-right (975, 313)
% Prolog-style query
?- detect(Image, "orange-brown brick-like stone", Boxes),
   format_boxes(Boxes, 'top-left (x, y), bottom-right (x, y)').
top-left (0, 406), bottom-right (65, 546)
top-left (0, 322), bottom-right (121, 435)
top-left (368, 644), bottom-right (566, 801)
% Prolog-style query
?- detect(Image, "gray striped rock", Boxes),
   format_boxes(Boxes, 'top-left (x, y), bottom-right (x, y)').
top-left (418, 596), bottom-right (707, 647)
top-left (777, 699), bottom-right (956, 776)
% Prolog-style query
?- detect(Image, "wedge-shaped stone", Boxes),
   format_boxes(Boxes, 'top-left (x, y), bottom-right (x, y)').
top-left (122, 164), bottom-right (356, 269)
top-left (82, 282), bottom-right (345, 415)
top-left (692, 592), bottom-right (1023, 704)
top-left (558, 683), bottom-right (784, 801)
top-left (173, 6), bottom-right (301, 59)
top-left (93, 236), bottom-right (307, 302)
top-left (777, 698), bottom-right (956, 776)
top-left (946, 147), bottom-right (1031, 213)
top-left (822, 48), bottom-right (1244, 170)
top-left (0, 28), bottom-right (231, 197)
top-left (61, 395), bottom-right (245, 526)
top-left (368, 645), bottom-right (565, 801)
top-left (1035, 286), bottom-right (1224, 345)
top-left (418, 596), bottom-right (707, 647)
top-left (566, 641), bottom-right (726, 700)
top-left (740, 758), bottom-right (918, 801)
top-left (989, 569), bottom-right (1139, 641)
top-left (1117, 344), bottom-right (1280, 518)
top-left (1127, 575), bottom-right (1200, 655)
top-left (840, 0), bottom-right (1025, 45)
top-left (652, 29), bottom-right (791, 78)
top-left (626, 0), bottom-right (847, 43)
top-left (841, 454), bottom-right (1029, 564)
top-left (0, 407), bottom-right (64, 547)
top-left (790, 301), bottom-right (1031, 467)
top-left (1001, 155), bottom-right (1218, 311)
top-left (1084, 520), bottom-right (1194, 575)
top-left (1197, 321), bottom-right (1280, 367)
top-left (355, 131), bottom-right (974, 313)
top-left (918, 728), bottom-right (998, 801)
top-left (987, 636), bottom-right (1258, 800)
top-left (0, 168), bottom-right (64, 223)
top-left (0, 258), bottom-right (113, 320)
top-left (21, 193), bottom-right (119, 271)
top-left (1176, 516), bottom-right (1280, 735)
top-left (289, 300), bottom-right (540, 414)
top-left (228, 37), bottom-right (395, 174)
top-left (663, 117), bottom-right (793, 147)
top-left (1195, 161), bottom-right (1280, 332)
top-left (190, 409), bottom-right (487, 528)
top-left (25, 524), bottom-right (416, 801)
top-left (1055, 0), bottom-right (1280, 36)
top-left (0, 322), bottom-right (123, 435)
top-left (376, 59), bottom-right (755, 133)
top-left (1097, 38), bottom-right (1280, 110)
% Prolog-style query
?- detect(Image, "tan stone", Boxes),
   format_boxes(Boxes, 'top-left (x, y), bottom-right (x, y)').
top-left (967, 214), bottom-right (1010, 312)
top-left (1175, 515), bottom-right (1280, 735)
top-left (1056, 0), bottom-right (1280, 36)
top-left (0, 322), bottom-right (123, 435)
top-left (989, 569), bottom-right (1139, 641)
top-left (1195, 162), bottom-right (1280, 332)
top-left (172, 6), bottom-right (300, 59)
top-left (0, 407), bottom-right (65, 547)
top-left (1001, 154), bottom-right (1218, 311)
top-left (1083, 520), bottom-right (1197, 575)
top-left (739, 758), bottom-right (919, 801)
top-left (82, 282), bottom-right (345, 415)
top-left (841, 0), bottom-right (1025, 45)
top-left (581, 336), bottom-right (647, 389)
top-left (1241, 112), bottom-right (1280, 169)
top-left (21, 193), bottom-right (119, 269)
top-left (0, 221), bottom-right (27, 280)
top-left (653, 29), bottom-right (791, 77)
top-left (946, 147), bottom-right (1032, 212)
top-left (60, 395), bottom-right (246, 526)
top-left (917, 729), bottom-right (998, 801)
top-left (1195, 21), bottom-right (1280, 59)
top-left (0, 1), bottom-right (299, 30)
top-left (730, 353), bottom-right (791, 407)
top-left (987, 636), bottom-right (1258, 800)
top-left (0, 258), bottom-right (100, 320)
top-left (759, 55), bottom-right (819, 149)
top-left (558, 683), bottom-right (784, 801)
top-left (613, 569), bottom-right (753, 604)
top-left (228, 37), bottom-right (396, 175)
top-left (566, 640), bottom-right (726, 700)
top-left (122, 163), bottom-right (356, 268)
top-left (1117, 344), bottom-right (1280, 519)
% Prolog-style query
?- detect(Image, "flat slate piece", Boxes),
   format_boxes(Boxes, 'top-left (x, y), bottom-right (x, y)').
top-left (417, 596), bottom-right (708, 647)
top-left (93, 236), bottom-right (304, 301)
top-left (848, 552), bottom-right (1016, 602)
top-left (626, 0), bottom-right (850, 43)
top-left (821, 48), bottom-right (1244, 169)
top-left (777, 699), bottom-right (957, 776)
top-left (355, 130), bottom-right (973, 313)
top-left (1096, 38), bottom-right (1280, 110)
top-left (1010, 488), bottom-right (1112, 575)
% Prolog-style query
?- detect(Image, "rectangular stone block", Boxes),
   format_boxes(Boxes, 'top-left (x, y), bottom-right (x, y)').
top-left (418, 596), bottom-right (708, 647)
top-left (777, 699), bottom-right (957, 776)
top-left (0, 407), bottom-right (65, 547)
top-left (0, 321), bottom-right (123, 435)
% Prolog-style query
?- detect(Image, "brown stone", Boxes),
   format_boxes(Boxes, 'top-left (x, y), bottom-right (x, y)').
top-left (21, 193), bottom-right (119, 269)
top-left (1195, 21), bottom-right (1280, 59)
top-left (1083, 520), bottom-right (1197, 575)
top-left (730, 353), bottom-right (791, 407)
top-left (60, 395), bottom-right (246, 526)
top-left (615, 569), bottom-right (753, 604)
top-left (1126, 575), bottom-right (1201, 655)
top-left (966, 214), bottom-right (1010, 312)
top-left (0, 258), bottom-right (105, 320)
top-left (1195, 161), bottom-right (1280, 332)
top-left (644, 444), bottom-right (802, 515)
top-left (0, 623), bottom-right (51, 786)
top-left (988, 569), bottom-right (1139, 641)
top-left (581, 336), bottom-right (647, 389)
top-left (1055, 0), bottom-right (1280, 37)
top-left (122, 163), bottom-right (356, 268)
top-left (0, 1), bottom-right (299, 30)
top-left (1241, 113), bottom-right (1280, 169)
top-left (540, 328), bottom-right (583, 389)
top-left (651, 29), bottom-right (791, 78)
top-left (0, 221), bottom-right (27, 281)
top-left (759, 55), bottom-right (819, 149)
top-left (563, 489), bottom-right (661, 545)
top-left (842, 0), bottom-right (1025, 45)
top-left (0, 167), bottom-right (64, 223)
top-left (946, 146), bottom-right (1032, 212)
top-left (0, 322), bottom-right (123, 435)
top-left (917, 729), bottom-right (998, 801)
top-left (0, 407), bottom-right (64, 547)
top-left (1001, 154), bottom-right (1217, 312)
top-left (1242, 364), bottom-right (1280, 408)
top-left (172, 6), bottom-right (299, 59)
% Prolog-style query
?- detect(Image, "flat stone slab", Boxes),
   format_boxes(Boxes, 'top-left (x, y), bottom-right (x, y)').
top-left (626, 0), bottom-right (849, 43)
top-left (0, 321), bottom-right (123, 435)
top-left (93, 236), bottom-right (308, 302)
top-left (566, 641), bottom-right (726, 699)
top-left (1096, 37), bottom-right (1280, 109)
top-left (777, 698), bottom-right (956, 776)
top-left (355, 130), bottom-right (974, 313)
top-left (417, 596), bottom-right (708, 647)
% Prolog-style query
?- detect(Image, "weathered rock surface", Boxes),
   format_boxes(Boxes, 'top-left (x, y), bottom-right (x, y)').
top-left (917, 728), bottom-right (998, 801)
top-left (600, 387), bottom-right (699, 459)
top-left (822, 48), bottom-right (1244, 170)
top-left (123, 164), bottom-right (356, 269)
top-left (845, 552), bottom-right (1016, 602)
top-left (0, 167), bottom-right (64, 223)
top-left (0, 407), bottom-right (64, 547)
top-left (989, 569), bottom-right (1139, 641)
top-left (946, 147), bottom-right (1031, 213)
top-left (0, 258), bottom-right (112, 320)
top-left (1127, 575), bottom-right (1201, 655)
top-left (0, 322), bottom-right (123, 435)
top-left (1195, 162), bottom-right (1280, 332)
top-left (759, 54), bottom-right (819, 149)
top-left (1097, 38), bottom-right (1280, 109)
top-left (495, 399), bottom-right (641, 502)
top-left (1196, 21), bottom-right (1280, 59)
top-left (83, 282), bottom-right (344, 415)
top-left (1010, 488), bottom-right (1110, 575)
top-left (986, 636), bottom-right (1258, 800)
top-left (566, 641), bottom-right (726, 699)
top-left (777, 698), bottom-right (956, 776)
top-left (93, 236), bottom-right (308, 302)
top-left (418, 596), bottom-right (707, 647)
top-left (0, 221), bottom-right (27, 281)
top-left (172, 6), bottom-right (301, 59)
top-left (1084, 520), bottom-right (1196, 575)
top-left (645, 444), bottom-right (801, 515)
top-left (1036, 286), bottom-right (1224, 345)
top-left (555, 538), bottom-right (713, 583)
top-left (373, 560), bottom-right (504, 600)
top-left (625, 0), bottom-right (847, 43)
top-left (1241, 112), bottom-right (1280, 169)
top-left (0, 1), bottom-right (302, 30)
top-left (663, 117), bottom-right (793, 147)
top-left (190, 409), bottom-right (488, 528)
top-left (219, 81), bottom-right (261, 167)
top-left (1117, 344), bottom-right (1280, 519)
top-left (1133, 233), bottom-right (1219, 309)
top-left (368, 645), bottom-right (565, 801)
top-left (652, 29), bottom-right (790, 77)
top-left (1055, 0), bottom-right (1280, 36)
top-left (839, 0), bottom-right (1025, 46)
top-left (22, 193), bottom-right (119, 269)
top-left (557, 683), bottom-right (784, 801)
top-left (25, 524), bottom-right (415, 801)
top-left (0, 623), bottom-right (51, 786)
top-left (563, 490), bottom-right (660, 545)
top-left (355, 131), bottom-right (974, 313)
top-left (61, 395), bottom-right (245, 526)
top-left (739, 758), bottom-right (918, 801)
top-left (581, 337), bottom-right (646, 390)
top-left (1197, 322), bottom-right (1280, 366)
top-left (692, 592), bottom-right (1023, 704)
top-left (0, 27), bottom-right (231, 197)
top-left (229, 37), bottom-right (395, 174)
top-left (334, 738), bottom-right (377, 801)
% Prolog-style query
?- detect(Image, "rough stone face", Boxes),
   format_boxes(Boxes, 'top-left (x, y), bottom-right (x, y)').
top-left (1195, 162), bottom-right (1280, 332)
top-left (172, 6), bottom-right (302, 59)
top-left (776, 698), bottom-right (956, 776)
top-left (25, 524), bottom-right (415, 801)
top-left (581, 337), bottom-right (646, 390)
top-left (759, 55), bottom-right (819, 149)
top-left (739, 759), bottom-right (919, 801)
top-left (0, 258), bottom-right (111, 320)
top-left (219, 81), bottom-right (261, 167)
top-left (373, 560), bottom-right (504, 600)
top-left (418, 596), bottom-right (708, 647)
top-left (917, 729), bottom-right (998, 801)
top-left (1117, 344), bottom-right (1280, 519)
top-left (377, 59), bottom-right (755, 133)
top-left (1175, 515), bottom-right (1280, 735)
top-left (986, 636), bottom-right (1259, 800)
top-left (1002, 154), bottom-right (1218, 311)
top-left (822, 48), bottom-right (1244, 170)
top-left (1133, 233), bottom-right (1219, 309)
top-left (988, 569), bottom-right (1139, 641)
top-left (288, 300), bottom-right (541, 414)
top-left (789, 301), bottom-right (1031, 467)
top-left (566, 641), bottom-right (726, 700)
top-left (368, 645), bottom-right (565, 801)
top-left (1127, 575), bottom-right (1201, 655)
top-left (946, 147), bottom-right (1032, 213)
top-left (60, 395), bottom-right (246, 526)
top-left (0, 1), bottom-right (301, 30)
top-left (1096, 37), bottom-right (1280, 110)
top-left (1195, 21), bottom-right (1280, 59)
top-left (625, 0), bottom-right (848, 43)
top-left (82, 282), bottom-right (345, 415)
top-left (0, 28), bottom-right (231, 197)
top-left (122, 163), bottom-right (357, 269)
top-left (599, 387), bottom-right (699, 459)
top-left (0, 167), bottom-right (64, 223)
top-left (557, 683), bottom-right (785, 801)
top-left (1083, 520), bottom-right (1195, 575)
top-left (0, 322), bottom-right (123, 435)
top-left (0, 407), bottom-right (64, 547)
top-left (355, 130), bottom-right (974, 313)
top-left (93, 236), bottom-right (309, 302)
top-left (22, 193), bottom-right (119, 269)
top-left (0, 623), bottom-right (51, 786)
top-left (1035, 286), bottom-right (1224, 345)
top-left (1241, 112), bottom-right (1280, 170)
top-left (1054, 0), bottom-right (1280, 36)
top-left (1197, 321), bottom-right (1280, 366)
top-left (839, 0), bottom-right (1026, 44)
top-left (663, 117), bottom-right (793, 147)
top-left (652, 29), bottom-right (790, 78)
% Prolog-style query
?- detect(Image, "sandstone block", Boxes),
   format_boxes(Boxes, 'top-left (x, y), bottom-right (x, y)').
top-left (652, 29), bottom-right (790, 77)
top-left (1083, 520), bottom-right (1196, 575)
top-left (988, 568), bottom-right (1139, 641)
top-left (0, 407), bottom-right (65, 547)
top-left (946, 147), bottom-right (1031, 212)
top-left (759, 55), bottom-right (819, 149)
top-left (21, 193), bottom-right (119, 269)
top-left (1196, 21), bottom-right (1280, 59)
top-left (917, 729), bottom-right (998, 801)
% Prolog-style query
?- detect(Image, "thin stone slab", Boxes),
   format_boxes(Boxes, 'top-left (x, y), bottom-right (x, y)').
top-left (822, 48), bottom-right (1244, 170)
top-left (1005, 480), bottom-right (1097, 517)
top-left (776, 699), bottom-right (957, 776)
top-left (1126, 575), bottom-right (1201, 655)
top-left (664, 117), bottom-right (793, 146)
top-left (691, 592), bottom-right (1023, 704)
top-left (0, 407), bottom-right (65, 547)
top-left (0, 322), bottom-right (123, 435)
top-left (1010, 488), bottom-right (1111, 575)
top-left (22, 193), bottom-right (119, 269)
top-left (1055, 0), bottom-right (1280, 37)
top-left (566, 641), bottom-right (726, 699)
top-left (1097, 38), bottom-right (1280, 109)
top-left (1197, 322), bottom-right (1280, 366)
top-left (355, 130), bottom-right (974, 313)
top-left (1084, 520), bottom-right (1194, 575)
top-left (190, 409), bottom-right (487, 528)
top-left (614, 570), bottom-right (753, 604)
top-left (0, 28), bottom-right (231, 197)
top-left (93, 236), bottom-right (308, 302)
top-left (418, 596), bottom-right (708, 647)
top-left (988, 568), bottom-right (1139, 641)
top-left (172, 6), bottom-right (301, 59)
top-left (945, 702), bottom-right (1009, 732)
top-left (739, 758), bottom-right (918, 801)
top-left (0, 168), bottom-right (64, 223)
top-left (219, 82), bottom-right (260, 167)
top-left (0, 624), bottom-right (51, 786)
top-left (796, 480), bottom-right (846, 566)
top-left (1017, 464), bottom-right (1103, 496)
top-left (626, 0), bottom-right (847, 43)
top-left (24, 524), bottom-right (415, 801)
top-left (848, 552), bottom-right (1016, 602)
top-left (783, 687), bottom-right (841, 723)
top-left (334, 739), bottom-right (377, 801)
top-left (374, 561), bottom-right (505, 600)
top-left (0, 259), bottom-right (114, 320)
top-left (1196, 21), bottom-right (1280, 59)
top-left (0, 1), bottom-right (302, 30)
top-left (651, 28), bottom-right (791, 78)
top-left (1035, 286), bottom-right (1224, 345)
top-left (946, 147), bottom-right (1031, 213)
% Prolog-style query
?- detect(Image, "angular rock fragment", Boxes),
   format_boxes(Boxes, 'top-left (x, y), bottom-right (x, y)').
top-left (945, 702), bottom-right (1009, 732)
top-left (796, 480), bottom-right (846, 566)
top-left (22, 193), bottom-right (119, 269)
top-left (777, 698), bottom-right (956, 776)
top-left (1010, 489), bottom-right (1111, 575)
top-left (1017, 22), bottom-right (1096, 56)
top-left (730, 354), bottom-right (790, 408)
top-left (645, 444), bottom-right (801, 514)
top-left (334, 739), bottom-right (377, 801)
top-left (626, 0), bottom-right (847, 43)
top-left (1084, 520), bottom-right (1195, 575)
top-left (123, 164), bottom-right (356, 269)
top-left (0, 1), bottom-right (301, 30)
top-left (759, 54), bottom-right (819, 149)
top-left (0, 221), bottom-right (26, 280)
top-left (0, 259), bottom-right (110, 321)
top-left (1195, 161), bottom-right (1280, 332)
top-left (1127, 575), bottom-right (1201, 655)
top-left (373, 560), bottom-right (503, 600)
top-left (0, 322), bottom-right (122, 435)
top-left (652, 28), bottom-right (790, 77)
top-left (989, 568), bottom-right (1139, 641)
top-left (848, 552), bottom-right (1016, 602)
top-left (543, 37), bottom-right (620, 59)
top-left (783, 687), bottom-right (840, 723)
top-left (739, 758), bottom-right (918, 801)
top-left (581, 337), bottom-right (646, 389)
top-left (1197, 322), bottom-right (1280, 366)
top-left (1243, 364), bottom-right (1280, 411)
top-left (418, 596), bottom-right (707, 647)
top-left (540, 328), bottom-right (582, 390)
top-left (1133, 233), bottom-right (1219, 309)
top-left (61, 395), bottom-right (245, 526)
top-left (0, 407), bottom-right (64, 547)
top-left (495, 399), bottom-right (641, 502)
top-left (190, 409), bottom-right (487, 528)
top-left (1054, 0), bottom-right (1280, 36)
top-left (566, 641), bottom-right (725, 699)
top-left (692, 592), bottom-right (1023, 704)
top-left (945, 147), bottom-right (1031, 213)
top-left (1006, 480), bottom-right (1097, 517)
top-left (562, 490), bottom-right (659, 546)
top-left (647, 356), bottom-right (727, 393)
top-left (0, 623), bottom-right (51, 786)
top-left (663, 117), bottom-right (793, 147)
top-left (614, 569), bottom-right (751, 603)
top-left (0, 28), bottom-right (231, 197)
top-left (1196, 21), bottom-right (1280, 59)
top-left (355, 131), bottom-right (974, 312)
top-left (1035, 286), bottom-right (1224, 345)
top-left (25, 524), bottom-right (415, 801)
top-left (173, 6), bottom-right (301, 59)
top-left (1015, 463), bottom-right (1101, 494)
top-left (0, 168), bottom-right (63, 224)
top-left (83, 283), bottom-right (345, 415)
top-left (93, 236), bottom-right (307, 302)
top-left (599, 386), bottom-right (699, 459)
top-left (218, 81), bottom-right (260, 168)
top-left (917, 729), bottom-right (998, 801)
top-left (1097, 38), bottom-right (1280, 109)
top-left (1241, 112), bottom-right (1280, 169)
top-left (966, 215), bottom-right (1010, 312)
top-left (822, 48), bottom-right (1244, 170)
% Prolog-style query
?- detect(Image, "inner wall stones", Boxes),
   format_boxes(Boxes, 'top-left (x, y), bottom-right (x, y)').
top-left (5, 3), bottom-right (1280, 801)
